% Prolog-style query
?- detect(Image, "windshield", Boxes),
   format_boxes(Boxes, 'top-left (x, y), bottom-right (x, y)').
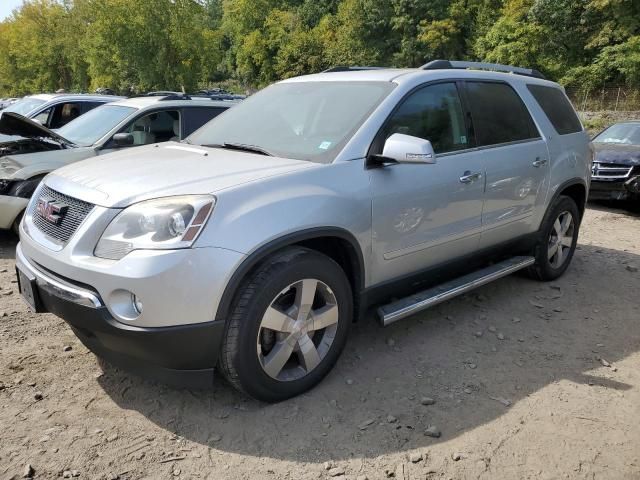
top-left (57, 105), bottom-right (136, 146)
top-left (187, 81), bottom-right (395, 163)
top-left (594, 123), bottom-right (640, 146)
top-left (4, 97), bottom-right (46, 116)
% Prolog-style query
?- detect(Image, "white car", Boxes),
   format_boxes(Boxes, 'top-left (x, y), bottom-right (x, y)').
top-left (0, 95), bottom-right (236, 232)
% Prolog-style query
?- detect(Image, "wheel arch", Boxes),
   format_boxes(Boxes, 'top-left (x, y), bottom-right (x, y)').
top-left (214, 227), bottom-right (366, 322)
top-left (551, 178), bottom-right (588, 221)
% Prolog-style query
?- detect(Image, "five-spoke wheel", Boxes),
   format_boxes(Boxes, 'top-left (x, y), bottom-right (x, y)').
top-left (547, 210), bottom-right (575, 269)
top-left (219, 247), bottom-right (352, 402)
top-left (529, 195), bottom-right (580, 281)
top-left (257, 279), bottom-right (339, 381)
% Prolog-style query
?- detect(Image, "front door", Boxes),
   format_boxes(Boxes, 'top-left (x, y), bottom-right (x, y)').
top-left (369, 82), bottom-right (485, 285)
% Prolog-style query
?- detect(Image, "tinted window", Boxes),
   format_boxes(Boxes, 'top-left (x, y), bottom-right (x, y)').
top-left (380, 82), bottom-right (469, 154)
top-left (81, 101), bottom-right (107, 114)
top-left (183, 107), bottom-right (226, 137)
top-left (466, 82), bottom-right (539, 146)
top-left (527, 84), bottom-right (582, 135)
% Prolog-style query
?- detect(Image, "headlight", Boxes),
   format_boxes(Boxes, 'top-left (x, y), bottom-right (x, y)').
top-left (94, 195), bottom-right (215, 260)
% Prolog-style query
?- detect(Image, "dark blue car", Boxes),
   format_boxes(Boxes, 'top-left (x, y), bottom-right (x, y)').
top-left (590, 121), bottom-right (640, 201)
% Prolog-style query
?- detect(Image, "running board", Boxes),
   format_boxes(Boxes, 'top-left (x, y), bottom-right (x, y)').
top-left (377, 256), bottom-right (535, 327)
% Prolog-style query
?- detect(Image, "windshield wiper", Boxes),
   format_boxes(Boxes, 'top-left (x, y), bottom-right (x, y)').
top-left (204, 142), bottom-right (273, 156)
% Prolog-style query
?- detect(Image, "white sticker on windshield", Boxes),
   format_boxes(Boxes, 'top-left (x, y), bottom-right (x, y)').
top-left (318, 141), bottom-right (332, 150)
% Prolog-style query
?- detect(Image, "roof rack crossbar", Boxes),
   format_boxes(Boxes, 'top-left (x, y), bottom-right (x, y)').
top-left (421, 60), bottom-right (546, 80)
top-left (322, 66), bottom-right (390, 73)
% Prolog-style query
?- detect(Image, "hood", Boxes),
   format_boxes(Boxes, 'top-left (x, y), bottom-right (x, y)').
top-left (0, 147), bottom-right (97, 180)
top-left (594, 143), bottom-right (640, 166)
top-left (46, 142), bottom-right (317, 208)
top-left (0, 112), bottom-right (75, 146)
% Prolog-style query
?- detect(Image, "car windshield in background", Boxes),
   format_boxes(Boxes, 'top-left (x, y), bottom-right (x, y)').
top-left (3, 97), bottom-right (46, 116)
top-left (187, 81), bottom-right (395, 163)
top-left (57, 105), bottom-right (136, 146)
top-left (593, 123), bottom-right (640, 146)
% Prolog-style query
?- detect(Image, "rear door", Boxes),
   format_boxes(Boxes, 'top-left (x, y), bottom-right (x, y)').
top-left (463, 81), bottom-right (550, 248)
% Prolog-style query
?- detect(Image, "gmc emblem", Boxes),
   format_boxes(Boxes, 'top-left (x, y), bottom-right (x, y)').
top-left (36, 197), bottom-right (68, 225)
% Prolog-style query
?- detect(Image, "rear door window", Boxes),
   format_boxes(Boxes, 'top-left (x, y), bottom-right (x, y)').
top-left (465, 81), bottom-right (539, 147)
top-left (183, 107), bottom-right (227, 137)
top-left (527, 84), bottom-right (582, 135)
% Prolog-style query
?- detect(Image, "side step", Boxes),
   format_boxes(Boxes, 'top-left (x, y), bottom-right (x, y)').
top-left (377, 256), bottom-right (535, 327)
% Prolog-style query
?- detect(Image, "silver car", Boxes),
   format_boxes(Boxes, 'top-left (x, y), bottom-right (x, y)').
top-left (15, 61), bottom-right (592, 402)
top-left (0, 96), bottom-right (236, 232)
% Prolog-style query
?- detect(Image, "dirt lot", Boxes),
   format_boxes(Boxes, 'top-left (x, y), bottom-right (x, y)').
top-left (1, 204), bottom-right (639, 480)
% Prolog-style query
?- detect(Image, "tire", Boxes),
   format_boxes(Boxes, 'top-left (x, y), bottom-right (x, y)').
top-left (219, 247), bottom-right (353, 402)
top-left (527, 195), bottom-right (580, 281)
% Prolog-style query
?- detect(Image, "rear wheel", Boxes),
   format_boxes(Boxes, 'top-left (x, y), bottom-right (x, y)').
top-left (528, 195), bottom-right (580, 281)
top-left (219, 247), bottom-right (352, 402)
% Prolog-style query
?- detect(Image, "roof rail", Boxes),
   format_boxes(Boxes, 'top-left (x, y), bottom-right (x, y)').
top-left (159, 94), bottom-right (192, 101)
top-left (421, 60), bottom-right (546, 80)
top-left (322, 66), bottom-right (389, 73)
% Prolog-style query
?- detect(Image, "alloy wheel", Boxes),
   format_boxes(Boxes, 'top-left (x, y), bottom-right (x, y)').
top-left (547, 210), bottom-right (575, 269)
top-left (256, 279), bottom-right (339, 382)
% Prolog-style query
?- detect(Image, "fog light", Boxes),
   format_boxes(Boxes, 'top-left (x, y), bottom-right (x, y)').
top-left (132, 295), bottom-right (143, 315)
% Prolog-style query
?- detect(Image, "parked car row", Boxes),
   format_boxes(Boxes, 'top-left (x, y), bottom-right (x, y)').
top-left (0, 95), bottom-right (236, 232)
top-left (9, 61), bottom-right (595, 402)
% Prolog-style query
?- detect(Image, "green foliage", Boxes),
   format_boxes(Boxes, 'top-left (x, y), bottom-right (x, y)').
top-left (0, 0), bottom-right (638, 95)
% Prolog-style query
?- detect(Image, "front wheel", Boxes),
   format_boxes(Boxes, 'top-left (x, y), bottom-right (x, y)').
top-left (219, 247), bottom-right (352, 402)
top-left (528, 195), bottom-right (580, 281)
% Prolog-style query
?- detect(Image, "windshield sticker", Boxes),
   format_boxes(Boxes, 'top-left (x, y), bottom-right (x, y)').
top-left (318, 141), bottom-right (332, 150)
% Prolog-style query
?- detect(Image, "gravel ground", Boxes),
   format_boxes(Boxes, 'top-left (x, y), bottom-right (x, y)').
top-left (1, 203), bottom-right (639, 480)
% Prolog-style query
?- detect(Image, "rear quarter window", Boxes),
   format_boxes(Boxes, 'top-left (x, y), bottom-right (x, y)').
top-left (527, 85), bottom-right (583, 135)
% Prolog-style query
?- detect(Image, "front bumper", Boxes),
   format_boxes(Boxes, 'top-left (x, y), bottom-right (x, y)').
top-left (0, 194), bottom-right (28, 229)
top-left (16, 244), bottom-right (227, 388)
top-left (589, 177), bottom-right (640, 201)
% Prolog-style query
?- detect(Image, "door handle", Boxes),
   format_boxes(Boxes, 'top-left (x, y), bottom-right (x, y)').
top-left (532, 157), bottom-right (548, 168)
top-left (459, 171), bottom-right (482, 184)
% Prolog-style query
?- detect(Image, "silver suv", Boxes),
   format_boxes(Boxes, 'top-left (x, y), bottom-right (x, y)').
top-left (15, 61), bottom-right (592, 402)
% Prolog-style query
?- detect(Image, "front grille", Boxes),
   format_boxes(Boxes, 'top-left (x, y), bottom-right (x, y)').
top-left (591, 161), bottom-right (634, 180)
top-left (29, 185), bottom-right (94, 244)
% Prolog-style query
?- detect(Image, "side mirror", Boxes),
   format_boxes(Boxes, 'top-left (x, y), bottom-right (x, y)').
top-left (113, 132), bottom-right (134, 147)
top-left (381, 133), bottom-right (436, 164)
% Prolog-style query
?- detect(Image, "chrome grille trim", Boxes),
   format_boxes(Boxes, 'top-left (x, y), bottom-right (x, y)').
top-left (591, 162), bottom-right (634, 180)
top-left (29, 185), bottom-right (94, 245)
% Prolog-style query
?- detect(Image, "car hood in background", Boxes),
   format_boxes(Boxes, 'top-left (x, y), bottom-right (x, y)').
top-left (0, 112), bottom-right (75, 146)
top-left (45, 142), bottom-right (317, 208)
top-left (594, 143), bottom-right (640, 166)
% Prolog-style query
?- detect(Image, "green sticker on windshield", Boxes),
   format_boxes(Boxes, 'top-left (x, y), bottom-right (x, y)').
top-left (318, 141), bottom-right (332, 150)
